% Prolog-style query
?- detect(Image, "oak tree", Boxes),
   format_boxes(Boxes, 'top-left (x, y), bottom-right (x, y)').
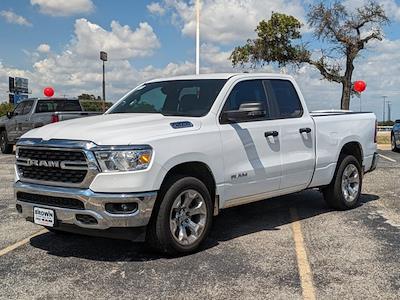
top-left (230, 1), bottom-right (389, 110)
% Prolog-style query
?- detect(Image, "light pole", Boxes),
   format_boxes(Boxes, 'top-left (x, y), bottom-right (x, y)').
top-left (195, 0), bottom-right (200, 75)
top-left (382, 95), bottom-right (387, 122)
top-left (387, 101), bottom-right (392, 122)
top-left (100, 51), bottom-right (108, 111)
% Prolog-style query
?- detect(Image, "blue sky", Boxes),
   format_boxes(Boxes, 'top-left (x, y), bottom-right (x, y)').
top-left (1, 0), bottom-right (400, 120)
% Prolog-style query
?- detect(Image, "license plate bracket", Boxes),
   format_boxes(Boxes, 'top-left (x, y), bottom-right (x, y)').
top-left (33, 207), bottom-right (55, 227)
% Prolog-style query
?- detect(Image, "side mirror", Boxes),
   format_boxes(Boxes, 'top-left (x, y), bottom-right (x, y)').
top-left (221, 102), bottom-right (266, 123)
top-left (395, 119), bottom-right (400, 124)
top-left (6, 111), bottom-right (13, 119)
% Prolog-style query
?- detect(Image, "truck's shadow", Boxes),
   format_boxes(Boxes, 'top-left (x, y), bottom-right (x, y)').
top-left (29, 190), bottom-right (379, 262)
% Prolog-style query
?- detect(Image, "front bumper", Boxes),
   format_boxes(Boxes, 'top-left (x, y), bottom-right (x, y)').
top-left (15, 181), bottom-right (157, 239)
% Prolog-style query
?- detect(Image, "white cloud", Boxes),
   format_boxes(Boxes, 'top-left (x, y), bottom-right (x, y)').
top-left (147, 2), bottom-right (166, 16)
top-left (0, 10), bottom-right (32, 26)
top-left (155, 0), bottom-right (306, 44)
top-left (72, 19), bottom-right (160, 60)
top-left (31, 0), bottom-right (94, 17)
top-left (37, 44), bottom-right (51, 53)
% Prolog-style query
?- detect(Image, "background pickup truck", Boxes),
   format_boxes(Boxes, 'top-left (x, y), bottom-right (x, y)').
top-left (14, 73), bottom-right (378, 255)
top-left (0, 98), bottom-right (101, 154)
top-left (391, 119), bottom-right (400, 152)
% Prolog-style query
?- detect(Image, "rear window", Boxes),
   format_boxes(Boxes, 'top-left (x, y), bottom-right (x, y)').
top-left (35, 100), bottom-right (82, 113)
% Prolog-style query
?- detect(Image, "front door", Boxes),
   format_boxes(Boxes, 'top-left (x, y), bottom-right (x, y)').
top-left (218, 79), bottom-right (282, 204)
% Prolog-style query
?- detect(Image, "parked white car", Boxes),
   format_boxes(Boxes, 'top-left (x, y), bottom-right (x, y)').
top-left (14, 73), bottom-right (378, 254)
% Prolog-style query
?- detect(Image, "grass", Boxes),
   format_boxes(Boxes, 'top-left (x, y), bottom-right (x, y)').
top-left (377, 132), bottom-right (391, 145)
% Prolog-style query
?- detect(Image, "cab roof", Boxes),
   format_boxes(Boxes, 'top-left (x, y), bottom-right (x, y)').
top-left (146, 72), bottom-right (294, 83)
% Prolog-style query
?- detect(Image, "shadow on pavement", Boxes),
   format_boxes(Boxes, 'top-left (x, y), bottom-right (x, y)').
top-left (29, 190), bottom-right (379, 262)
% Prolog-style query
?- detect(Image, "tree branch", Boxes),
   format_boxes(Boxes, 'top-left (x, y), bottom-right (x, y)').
top-left (307, 58), bottom-right (344, 83)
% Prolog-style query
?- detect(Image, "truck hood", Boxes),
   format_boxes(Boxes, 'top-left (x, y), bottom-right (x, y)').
top-left (22, 113), bottom-right (202, 145)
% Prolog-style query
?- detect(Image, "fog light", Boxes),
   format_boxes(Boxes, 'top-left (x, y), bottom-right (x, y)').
top-left (105, 203), bottom-right (138, 214)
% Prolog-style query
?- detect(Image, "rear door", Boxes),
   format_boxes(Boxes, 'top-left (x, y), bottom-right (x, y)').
top-left (218, 79), bottom-right (282, 204)
top-left (18, 100), bottom-right (34, 136)
top-left (264, 79), bottom-right (315, 190)
top-left (7, 102), bottom-right (26, 142)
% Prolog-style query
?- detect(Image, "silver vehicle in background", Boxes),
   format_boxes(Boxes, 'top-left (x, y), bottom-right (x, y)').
top-left (0, 98), bottom-right (101, 154)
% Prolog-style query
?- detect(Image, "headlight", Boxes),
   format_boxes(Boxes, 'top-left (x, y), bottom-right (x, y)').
top-left (95, 148), bottom-right (152, 172)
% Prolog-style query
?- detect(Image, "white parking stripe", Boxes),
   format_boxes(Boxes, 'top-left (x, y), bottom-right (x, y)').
top-left (378, 154), bottom-right (396, 163)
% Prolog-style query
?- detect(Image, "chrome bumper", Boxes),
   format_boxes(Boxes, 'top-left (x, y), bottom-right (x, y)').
top-left (14, 181), bottom-right (157, 230)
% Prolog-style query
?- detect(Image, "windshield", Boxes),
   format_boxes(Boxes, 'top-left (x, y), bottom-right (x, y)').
top-left (109, 79), bottom-right (227, 117)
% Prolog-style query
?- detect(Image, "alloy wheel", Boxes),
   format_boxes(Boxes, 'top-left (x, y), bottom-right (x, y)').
top-left (169, 189), bottom-right (207, 246)
top-left (341, 164), bottom-right (360, 202)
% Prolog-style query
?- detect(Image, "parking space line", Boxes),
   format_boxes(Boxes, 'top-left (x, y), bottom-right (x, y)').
top-left (290, 207), bottom-right (316, 300)
top-left (378, 154), bottom-right (396, 163)
top-left (0, 229), bottom-right (47, 257)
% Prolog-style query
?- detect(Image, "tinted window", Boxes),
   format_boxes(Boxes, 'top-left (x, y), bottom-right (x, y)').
top-left (265, 80), bottom-right (303, 118)
top-left (13, 103), bottom-right (25, 115)
top-left (22, 101), bottom-right (34, 115)
top-left (223, 80), bottom-right (267, 112)
top-left (35, 100), bottom-right (82, 113)
top-left (110, 79), bottom-right (227, 117)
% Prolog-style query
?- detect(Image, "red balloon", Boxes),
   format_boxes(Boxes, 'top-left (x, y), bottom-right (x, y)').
top-left (353, 81), bottom-right (366, 93)
top-left (43, 87), bottom-right (54, 97)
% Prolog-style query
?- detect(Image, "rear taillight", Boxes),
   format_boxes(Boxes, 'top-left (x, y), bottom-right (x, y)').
top-left (51, 114), bottom-right (59, 123)
top-left (374, 120), bottom-right (378, 143)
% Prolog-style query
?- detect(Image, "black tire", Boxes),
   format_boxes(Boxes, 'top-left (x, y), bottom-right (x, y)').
top-left (322, 155), bottom-right (362, 210)
top-left (391, 133), bottom-right (399, 152)
top-left (147, 175), bottom-right (213, 255)
top-left (0, 130), bottom-right (13, 154)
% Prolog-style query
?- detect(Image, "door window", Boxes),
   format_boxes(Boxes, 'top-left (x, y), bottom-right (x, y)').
top-left (13, 103), bottom-right (25, 115)
top-left (224, 80), bottom-right (267, 111)
top-left (265, 80), bottom-right (303, 118)
top-left (221, 80), bottom-right (269, 122)
top-left (21, 101), bottom-right (34, 115)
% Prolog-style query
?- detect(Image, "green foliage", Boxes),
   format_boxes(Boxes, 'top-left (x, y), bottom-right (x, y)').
top-left (231, 13), bottom-right (310, 67)
top-left (231, 1), bottom-right (389, 110)
top-left (378, 121), bottom-right (394, 126)
top-left (0, 103), bottom-right (14, 117)
top-left (80, 100), bottom-right (113, 112)
top-left (78, 94), bottom-right (102, 101)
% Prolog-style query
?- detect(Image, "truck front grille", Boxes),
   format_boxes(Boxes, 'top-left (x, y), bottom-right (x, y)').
top-left (17, 166), bottom-right (87, 183)
top-left (16, 147), bottom-right (89, 186)
top-left (17, 192), bottom-right (85, 210)
top-left (18, 148), bottom-right (86, 162)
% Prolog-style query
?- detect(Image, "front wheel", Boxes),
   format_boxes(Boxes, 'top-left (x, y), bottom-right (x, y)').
top-left (323, 155), bottom-right (362, 210)
top-left (0, 131), bottom-right (13, 154)
top-left (147, 176), bottom-right (213, 255)
top-left (391, 133), bottom-right (399, 152)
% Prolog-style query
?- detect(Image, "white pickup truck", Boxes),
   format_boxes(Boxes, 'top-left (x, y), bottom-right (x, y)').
top-left (14, 73), bottom-right (378, 254)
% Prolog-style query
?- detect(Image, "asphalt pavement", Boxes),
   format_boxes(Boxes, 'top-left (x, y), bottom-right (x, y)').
top-left (0, 150), bottom-right (399, 299)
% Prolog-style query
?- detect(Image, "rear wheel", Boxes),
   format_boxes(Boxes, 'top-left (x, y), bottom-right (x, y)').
top-left (391, 133), bottom-right (399, 152)
top-left (323, 155), bottom-right (362, 210)
top-left (0, 130), bottom-right (13, 154)
top-left (147, 176), bottom-right (213, 255)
